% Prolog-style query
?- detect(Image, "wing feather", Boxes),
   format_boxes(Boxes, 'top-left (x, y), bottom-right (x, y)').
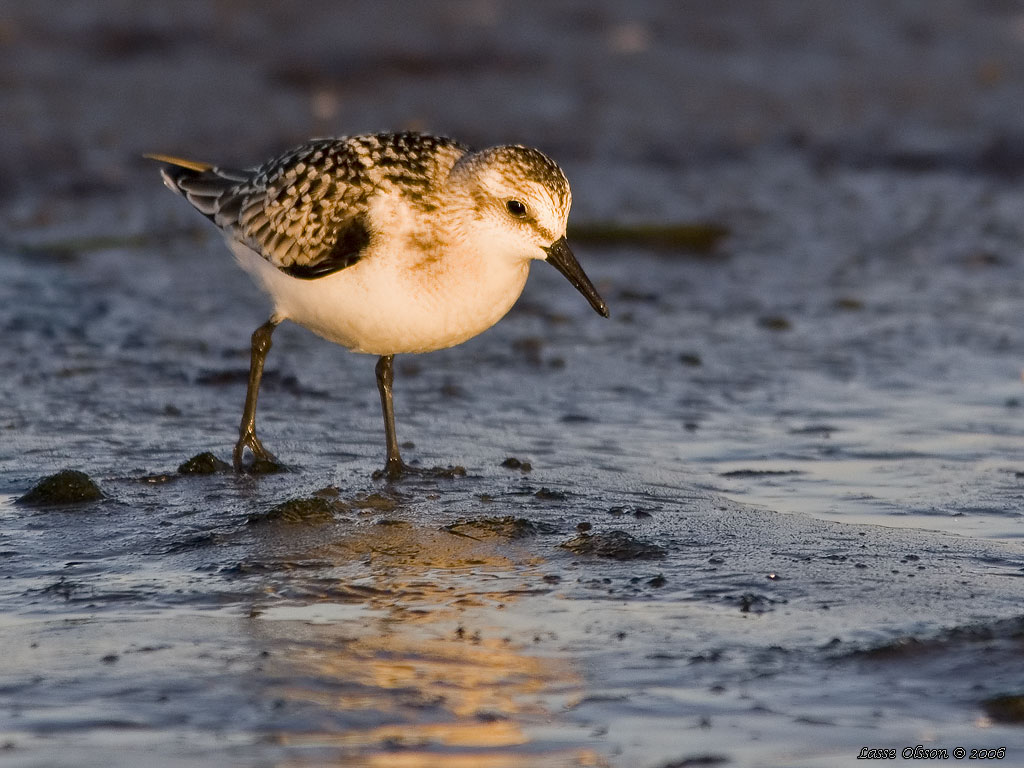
top-left (148, 133), bottom-right (468, 279)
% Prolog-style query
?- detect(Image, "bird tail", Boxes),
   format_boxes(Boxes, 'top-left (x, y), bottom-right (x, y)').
top-left (144, 153), bottom-right (214, 173)
top-left (145, 153), bottom-right (248, 222)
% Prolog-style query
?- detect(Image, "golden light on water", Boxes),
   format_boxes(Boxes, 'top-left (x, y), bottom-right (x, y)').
top-left (246, 514), bottom-right (599, 766)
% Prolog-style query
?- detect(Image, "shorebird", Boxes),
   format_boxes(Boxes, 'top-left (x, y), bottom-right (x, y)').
top-left (148, 132), bottom-right (608, 479)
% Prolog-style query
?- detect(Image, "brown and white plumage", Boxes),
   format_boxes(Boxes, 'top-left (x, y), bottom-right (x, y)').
top-left (148, 132), bottom-right (607, 476)
top-left (152, 133), bottom-right (467, 278)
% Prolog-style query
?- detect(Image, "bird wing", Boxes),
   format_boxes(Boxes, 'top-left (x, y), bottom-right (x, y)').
top-left (149, 134), bottom-right (469, 280)
top-left (148, 140), bottom-right (374, 279)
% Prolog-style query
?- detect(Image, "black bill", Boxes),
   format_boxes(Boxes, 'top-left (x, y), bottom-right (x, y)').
top-left (542, 237), bottom-right (610, 318)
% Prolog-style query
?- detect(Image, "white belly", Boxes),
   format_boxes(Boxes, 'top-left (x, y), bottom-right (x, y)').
top-left (228, 240), bottom-right (530, 355)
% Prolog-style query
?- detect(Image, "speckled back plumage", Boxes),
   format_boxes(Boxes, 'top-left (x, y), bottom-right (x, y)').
top-left (160, 132), bottom-right (469, 279)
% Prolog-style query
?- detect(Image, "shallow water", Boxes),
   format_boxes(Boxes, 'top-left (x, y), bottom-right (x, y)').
top-left (4, 189), bottom-right (1024, 766)
top-left (4, 2), bottom-right (1024, 766)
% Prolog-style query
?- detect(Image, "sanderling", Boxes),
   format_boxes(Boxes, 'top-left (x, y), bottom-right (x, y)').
top-left (147, 132), bottom-right (608, 478)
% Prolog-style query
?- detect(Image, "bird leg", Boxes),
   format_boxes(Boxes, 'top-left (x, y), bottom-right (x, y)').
top-left (374, 354), bottom-right (414, 479)
top-left (373, 355), bottom-right (467, 481)
top-left (233, 318), bottom-right (281, 471)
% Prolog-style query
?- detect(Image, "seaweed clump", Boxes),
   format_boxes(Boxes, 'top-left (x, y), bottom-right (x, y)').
top-left (560, 530), bottom-right (666, 560)
top-left (445, 515), bottom-right (558, 540)
top-left (248, 497), bottom-right (338, 526)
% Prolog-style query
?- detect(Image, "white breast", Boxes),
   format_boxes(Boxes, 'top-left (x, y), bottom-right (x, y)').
top-left (228, 238), bottom-right (530, 355)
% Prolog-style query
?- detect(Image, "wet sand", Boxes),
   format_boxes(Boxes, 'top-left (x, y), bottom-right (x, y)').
top-left (3, 2), bottom-right (1024, 766)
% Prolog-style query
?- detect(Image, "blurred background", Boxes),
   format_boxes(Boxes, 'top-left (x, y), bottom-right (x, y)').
top-left (5, 0), bottom-right (1024, 227)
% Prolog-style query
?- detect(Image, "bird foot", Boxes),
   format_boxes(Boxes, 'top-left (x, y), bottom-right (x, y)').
top-left (373, 457), bottom-right (466, 482)
top-left (233, 432), bottom-right (286, 474)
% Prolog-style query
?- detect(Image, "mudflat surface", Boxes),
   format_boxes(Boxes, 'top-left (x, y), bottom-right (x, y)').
top-left (3, 2), bottom-right (1024, 766)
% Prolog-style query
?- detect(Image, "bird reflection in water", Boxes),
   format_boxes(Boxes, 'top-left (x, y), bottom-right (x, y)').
top-left (243, 511), bottom-right (607, 767)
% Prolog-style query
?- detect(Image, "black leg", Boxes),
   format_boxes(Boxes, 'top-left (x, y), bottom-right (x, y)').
top-left (373, 354), bottom-right (466, 481)
top-left (374, 354), bottom-right (411, 479)
top-left (233, 318), bottom-right (280, 471)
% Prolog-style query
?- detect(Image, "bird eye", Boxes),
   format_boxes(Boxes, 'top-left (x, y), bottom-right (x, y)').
top-left (505, 199), bottom-right (528, 218)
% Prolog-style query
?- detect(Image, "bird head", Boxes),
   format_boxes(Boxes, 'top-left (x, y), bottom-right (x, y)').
top-left (447, 145), bottom-right (608, 317)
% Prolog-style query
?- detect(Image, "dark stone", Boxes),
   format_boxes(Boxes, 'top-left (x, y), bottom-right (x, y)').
top-left (500, 457), bottom-right (533, 472)
top-left (982, 694), bottom-right (1024, 723)
top-left (177, 452), bottom-right (231, 475)
top-left (757, 315), bottom-right (792, 331)
top-left (534, 487), bottom-right (567, 501)
top-left (17, 470), bottom-right (103, 506)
